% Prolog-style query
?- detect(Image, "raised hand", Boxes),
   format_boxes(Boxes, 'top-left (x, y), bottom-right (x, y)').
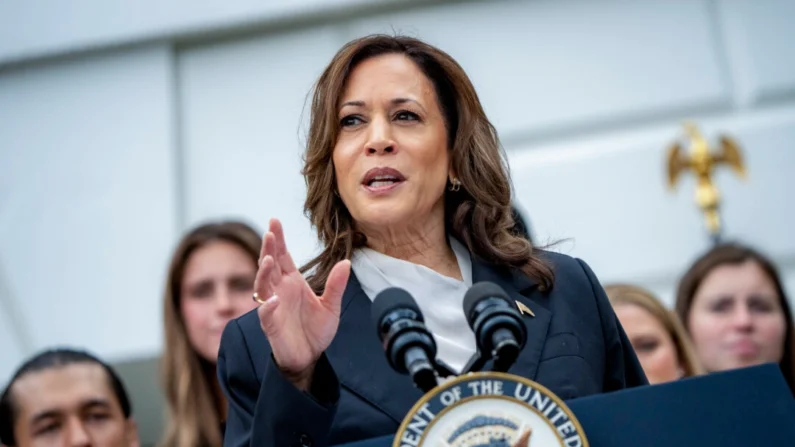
top-left (254, 218), bottom-right (351, 390)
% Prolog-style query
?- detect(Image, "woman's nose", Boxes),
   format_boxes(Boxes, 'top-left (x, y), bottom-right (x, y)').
top-left (730, 306), bottom-right (754, 331)
top-left (365, 116), bottom-right (396, 155)
top-left (216, 290), bottom-right (235, 316)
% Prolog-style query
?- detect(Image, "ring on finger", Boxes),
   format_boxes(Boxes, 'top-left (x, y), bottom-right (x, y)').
top-left (252, 292), bottom-right (268, 304)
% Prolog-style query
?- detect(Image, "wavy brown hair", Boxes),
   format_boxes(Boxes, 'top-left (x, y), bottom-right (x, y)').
top-left (160, 221), bottom-right (262, 447)
top-left (605, 284), bottom-right (705, 379)
top-left (675, 242), bottom-right (795, 394)
top-left (299, 34), bottom-right (553, 292)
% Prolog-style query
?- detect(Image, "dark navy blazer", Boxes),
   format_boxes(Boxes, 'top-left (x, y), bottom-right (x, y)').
top-left (217, 250), bottom-right (648, 447)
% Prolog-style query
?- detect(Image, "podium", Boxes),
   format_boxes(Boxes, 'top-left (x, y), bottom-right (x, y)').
top-left (337, 364), bottom-right (795, 446)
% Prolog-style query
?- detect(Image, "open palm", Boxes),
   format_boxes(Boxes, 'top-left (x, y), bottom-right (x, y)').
top-left (255, 218), bottom-right (351, 379)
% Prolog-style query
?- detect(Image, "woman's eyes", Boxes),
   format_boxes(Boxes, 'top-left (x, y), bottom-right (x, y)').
top-left (706, 296), bottom-right (779, 314)
top-left (339, 110), bottom-right (420, 128)
top-left (340, 115), bottom-right (363, 127)
top-left (633, 339), bottom-right (659, 353)
top-left (394, 110), bottom-right (420, 121)
top-left (230, 277), bottom-right (254, 291)
top-left (188, 282), bottom-right (213, 299)
top-left (709, 298), bottom-right (733, 313)
top-left (748, 297), bottom-right (776, 313)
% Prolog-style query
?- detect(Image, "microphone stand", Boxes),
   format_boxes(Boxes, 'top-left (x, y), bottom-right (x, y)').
top-left (432, 351), bottom-right (501, 380)
top-left (433, 346), bottom-right (519, 380)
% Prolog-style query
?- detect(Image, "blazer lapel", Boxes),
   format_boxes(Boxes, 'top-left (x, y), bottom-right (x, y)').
top-left (324, 260), bottom-right (552, 423)
top-left (471, 259), bottom-right (552, 381)
top-left (325, 273), bottom-right (424, 423)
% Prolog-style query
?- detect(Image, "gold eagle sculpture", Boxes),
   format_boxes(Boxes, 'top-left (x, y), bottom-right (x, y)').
top-left (666, 122), bottom-right (747, 237)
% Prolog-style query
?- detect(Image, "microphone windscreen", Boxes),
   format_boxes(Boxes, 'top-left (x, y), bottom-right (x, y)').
top-left (463, 281), bottom-right (511, 321)
top-left (371, 287), bottom-right (422, 325)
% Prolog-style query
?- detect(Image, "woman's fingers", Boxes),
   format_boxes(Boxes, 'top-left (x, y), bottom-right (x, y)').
top-left (263, 232), bottom-right (283, 273)
top-left (254, 256), bottom-right (274, 300)
top-left (257, 294), bottom-right (281, 332)
top-left (269, 218), bottom-right (298, 273)
top-left (262, 255), bottom-right (281, 288)
top-left (256, 220), bottom-right (296, 302)
top-left (321, 260), bottom-right (351, 316)
top-left (269, 218), bottom-right (286, 256)
top-left (258, 231), bottom-right (268, 266)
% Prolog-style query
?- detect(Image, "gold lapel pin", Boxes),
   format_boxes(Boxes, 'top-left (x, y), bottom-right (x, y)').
top-left (515, 300), bottom-right (535, 317)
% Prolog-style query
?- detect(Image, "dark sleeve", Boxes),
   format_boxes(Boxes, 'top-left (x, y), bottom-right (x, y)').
top-left (576, 258), bottom-right (649, 391)
top-left (217, 319), bottom-right (341, 447)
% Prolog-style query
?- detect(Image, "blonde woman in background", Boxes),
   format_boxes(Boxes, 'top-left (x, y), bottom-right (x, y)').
top-left (606, 284), bottom-right (704, 384)
top-left (160, 221), bottom-right (262, 447)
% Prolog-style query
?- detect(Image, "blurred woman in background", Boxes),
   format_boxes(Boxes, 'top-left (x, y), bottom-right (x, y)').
top-left (675, 242), bottom-right (794, 394)
top-left (160, 221), bottom-right (262, 447)
top-left (606, 284), bottom-right (704, 384)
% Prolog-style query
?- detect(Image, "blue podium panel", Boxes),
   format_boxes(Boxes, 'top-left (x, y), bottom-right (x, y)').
top-left (567, 363), bottom-right (795, 446)
top-left (339, 435), bottom-right (393, 447)
top-left (335, 364), bottom-right (795, 447)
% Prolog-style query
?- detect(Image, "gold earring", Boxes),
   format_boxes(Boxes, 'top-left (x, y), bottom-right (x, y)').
top-left (448, 178), bottom-right (461, 192)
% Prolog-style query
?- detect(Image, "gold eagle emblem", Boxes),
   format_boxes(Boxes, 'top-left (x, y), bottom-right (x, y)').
top-left (666, 122), bottom-right (747, 237)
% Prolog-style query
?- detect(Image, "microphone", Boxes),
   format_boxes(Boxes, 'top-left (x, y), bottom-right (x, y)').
top-left (371, 287), bottom-right (439, 392)
top-left (463, 282), bottom-right (527, 372)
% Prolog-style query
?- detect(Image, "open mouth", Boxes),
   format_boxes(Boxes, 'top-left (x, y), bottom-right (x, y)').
top-left (362, 167), bottom-right (406, 191)
top-left (367, 176), bottom-right (402, 188)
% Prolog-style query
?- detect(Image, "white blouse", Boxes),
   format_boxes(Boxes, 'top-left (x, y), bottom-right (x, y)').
top-left (350, 238), bottom-right (477, 374)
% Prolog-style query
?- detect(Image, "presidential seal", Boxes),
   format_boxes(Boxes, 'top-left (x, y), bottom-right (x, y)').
top-left (393, 372), bottom-right (587, 447)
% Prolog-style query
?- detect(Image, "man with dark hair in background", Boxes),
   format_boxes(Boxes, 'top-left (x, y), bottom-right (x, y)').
top-left (0, 348), bottom-right (139, 447)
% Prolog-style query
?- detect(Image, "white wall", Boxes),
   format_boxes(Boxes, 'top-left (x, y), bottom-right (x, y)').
top-left (0, 0), bottom-right (421, 65)
top-left (348, 0), bottom-right (730, 137)
top-left (0, 45), bottom-right (178, 381)
top-left (2, 0), bottom-right (794, 443)
top-left (508, 108), bottom-right (795, 303)
top-left (178, 25), bottom-right (349, 264)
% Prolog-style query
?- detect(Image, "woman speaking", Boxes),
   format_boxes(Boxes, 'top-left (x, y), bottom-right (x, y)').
top-left (218, 34), bottom-right (647, 447)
